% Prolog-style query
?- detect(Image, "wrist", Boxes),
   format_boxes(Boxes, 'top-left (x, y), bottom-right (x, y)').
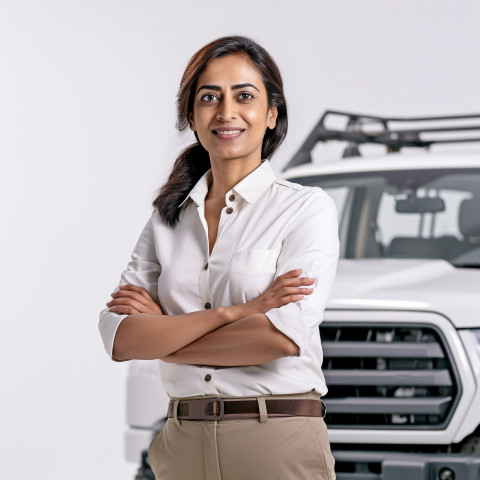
top-left (214, 306), bottom-right (234, 326)
top-left (217, 305), bottom-right (248, 324)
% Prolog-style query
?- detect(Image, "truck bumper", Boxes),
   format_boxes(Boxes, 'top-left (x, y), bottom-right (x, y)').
top-left (333, 450), bottom-right (480, 480)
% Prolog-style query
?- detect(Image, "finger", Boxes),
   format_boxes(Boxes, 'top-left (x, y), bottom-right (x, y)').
top-left (112, 289), bottom-right (151, 307)
top-left (276, 269), bottom-right (303, 280)
top-left (277, 287), bottom-right (314, 297)
top-left (280, 277), bottom-right (316, 287)
top-left (280, 294), bottom-right (306, 305)
top-left (271, 276), bottom-right (316, 292)
top-left (119, 284), bottom-right (155, 301)
top-left (108, 305), bottom-right (140, 315)
top-left (107, 297), bottom-right (146, 312)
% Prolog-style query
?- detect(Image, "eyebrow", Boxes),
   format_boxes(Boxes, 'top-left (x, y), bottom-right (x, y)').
top-left (196, 83), bottom-right (260, 95)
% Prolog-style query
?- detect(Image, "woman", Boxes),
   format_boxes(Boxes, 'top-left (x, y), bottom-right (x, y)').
top-left (99, 36), bottom-right (339, 480)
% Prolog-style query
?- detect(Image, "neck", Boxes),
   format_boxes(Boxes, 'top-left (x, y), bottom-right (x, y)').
top-left (207, 157), bottom-right (262, 200)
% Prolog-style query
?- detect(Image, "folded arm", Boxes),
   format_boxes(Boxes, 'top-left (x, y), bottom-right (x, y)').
top-left (162, 313), bottom-right (299, 367)
top-left (107, 271), bottom-right (314, 362)
top-left (112, 305), bottom-right (233, 362)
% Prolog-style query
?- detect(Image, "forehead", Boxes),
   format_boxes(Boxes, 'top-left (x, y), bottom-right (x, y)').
top-left (197, 54), bottom-right (265, 90)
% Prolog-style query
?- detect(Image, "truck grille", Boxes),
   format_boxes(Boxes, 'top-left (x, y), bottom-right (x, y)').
top-left (320, 323), bottom-right (460, 429)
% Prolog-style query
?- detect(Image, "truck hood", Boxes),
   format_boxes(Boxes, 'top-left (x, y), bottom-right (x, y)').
top-left (328, 259), bottom-right (480, 328)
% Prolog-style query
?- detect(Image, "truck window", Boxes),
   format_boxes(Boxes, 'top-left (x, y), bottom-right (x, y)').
top-left (294, 169), bottom-right (480, 266)
top-left (377, 189), bottom-right (472, 246)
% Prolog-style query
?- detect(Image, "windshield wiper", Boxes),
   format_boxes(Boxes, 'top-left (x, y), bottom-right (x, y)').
top-left (453, 263), bottom-right (480, 268)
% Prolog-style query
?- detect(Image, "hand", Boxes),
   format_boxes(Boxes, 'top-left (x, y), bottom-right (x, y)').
top-left (106, 284), bottom-right (163, 315)
top-left (243, 268), bottom-right (315, 316)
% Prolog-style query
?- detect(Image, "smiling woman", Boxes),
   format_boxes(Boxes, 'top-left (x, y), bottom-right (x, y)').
top-left (189, 54), bottom-right (277, 166)
top-left (99, 36), bottom-right (339, 480)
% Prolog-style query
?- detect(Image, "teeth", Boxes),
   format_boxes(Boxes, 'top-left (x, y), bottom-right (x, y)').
top-left (216, 130), bottom-right (241, 135)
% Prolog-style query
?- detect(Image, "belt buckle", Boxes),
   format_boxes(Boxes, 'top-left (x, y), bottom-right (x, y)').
top-left (203, 397), bottom-right (225, 420)
top-left (178, 397), bottom-right (225, 421)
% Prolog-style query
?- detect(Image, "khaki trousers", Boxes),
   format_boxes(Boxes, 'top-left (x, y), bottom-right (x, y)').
top-left (148, 392), bottom-right (336, 480)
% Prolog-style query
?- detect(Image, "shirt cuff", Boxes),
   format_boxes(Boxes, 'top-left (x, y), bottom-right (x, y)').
top-left (98, 308), bottom-right (128, 360)
top-left (265, 302), bottom-right (307, 356)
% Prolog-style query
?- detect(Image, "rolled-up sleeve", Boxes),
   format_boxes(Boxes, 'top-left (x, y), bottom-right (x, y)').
top-left (265, 189), bottom-right (339, 356)
top-left (98, 215), bottom-right (162, 359)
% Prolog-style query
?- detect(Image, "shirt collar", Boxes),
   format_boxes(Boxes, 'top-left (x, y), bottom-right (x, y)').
top-left (178, 170), bottom-right (211, 208)
top-left (233, 160), bottom-right (276, 205)
top-left (179, 160), bottom-right (276, 208)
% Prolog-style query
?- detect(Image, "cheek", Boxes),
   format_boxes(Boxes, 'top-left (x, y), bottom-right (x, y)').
top-left (192, 112), bottom-right (212, 142)
top-left (246, 111), bottom-right (268, 135)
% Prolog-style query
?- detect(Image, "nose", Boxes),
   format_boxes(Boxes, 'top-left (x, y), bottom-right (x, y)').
top-left (216, 96), bottom-right (237, 122)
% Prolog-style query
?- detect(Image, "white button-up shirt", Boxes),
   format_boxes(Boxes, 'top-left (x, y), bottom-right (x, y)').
top-left (99, 160), bottom-right (339, 397)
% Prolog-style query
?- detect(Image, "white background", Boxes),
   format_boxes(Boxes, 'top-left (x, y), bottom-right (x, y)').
top-left (1, 0), bottom-right (479, 478)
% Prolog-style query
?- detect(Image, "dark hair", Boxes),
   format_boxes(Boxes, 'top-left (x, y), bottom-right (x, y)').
top-left (153, 35), bottom-right (288, 227)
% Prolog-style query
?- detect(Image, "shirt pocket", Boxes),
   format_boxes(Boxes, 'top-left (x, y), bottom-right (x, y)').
top-left (229, 249), bottom-right (280, 303)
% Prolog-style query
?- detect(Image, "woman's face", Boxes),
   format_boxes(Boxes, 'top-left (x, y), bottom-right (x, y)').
top-left (189, 53), bottom-right (277, 166)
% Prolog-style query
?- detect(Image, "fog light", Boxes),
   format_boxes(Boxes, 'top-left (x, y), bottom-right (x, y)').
top-left (438, 467), bottom-right (455, 480)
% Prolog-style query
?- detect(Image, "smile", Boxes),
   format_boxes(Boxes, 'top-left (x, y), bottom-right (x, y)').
top-left (216, 130), bottom-right (242, 135)
top-left (212, 128), bottom-right (246, 140)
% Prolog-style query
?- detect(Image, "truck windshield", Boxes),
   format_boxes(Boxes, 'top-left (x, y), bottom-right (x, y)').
top-left (291, 168), bottom-right (480, 267)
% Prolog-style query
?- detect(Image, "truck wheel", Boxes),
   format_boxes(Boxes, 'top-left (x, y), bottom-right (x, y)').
top-left (460, 436), bottom-right (480, 453)
top-left (135, 470), bottom-right (154, 480)
top-left (134, 450), bottom-right (155, 480)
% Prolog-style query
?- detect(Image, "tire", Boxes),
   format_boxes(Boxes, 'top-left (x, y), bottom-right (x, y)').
top-left (134, 450), bottom-right (155, 480)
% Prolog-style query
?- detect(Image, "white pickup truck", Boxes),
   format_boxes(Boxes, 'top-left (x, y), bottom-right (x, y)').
top-left (127, 111), bottom-right (480, 480)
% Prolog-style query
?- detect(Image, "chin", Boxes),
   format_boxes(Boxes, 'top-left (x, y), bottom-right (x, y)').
top-left (211, 147), bottom-right (262, 163)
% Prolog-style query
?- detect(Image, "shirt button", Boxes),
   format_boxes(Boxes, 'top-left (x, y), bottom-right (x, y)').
top-left (229, 194), bottom-right (235, 202)
top-left (204, 263), bottom-right (209, 270)
top-left (204, 374), bottom-right (212, 382)
top-left (226, 207), bottom-right (233, 214)
top-left (205, 302), bottom-right (212, 309)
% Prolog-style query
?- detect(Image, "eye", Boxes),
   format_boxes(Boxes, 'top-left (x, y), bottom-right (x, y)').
top-left (200, 93), bottom-right (219, 102)
top-left (238, 92), bottom-right (254, 101)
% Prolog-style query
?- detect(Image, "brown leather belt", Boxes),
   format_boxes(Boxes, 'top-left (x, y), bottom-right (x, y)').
top-left (167, 397), bottom-right (326, 421)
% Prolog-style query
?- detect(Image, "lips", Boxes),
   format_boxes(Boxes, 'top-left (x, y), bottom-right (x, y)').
top-left (212, 127), bottom-right (246, 140)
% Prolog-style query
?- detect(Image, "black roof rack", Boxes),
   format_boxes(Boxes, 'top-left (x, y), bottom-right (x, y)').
top-left (283, 110), bottom-right (480, 171)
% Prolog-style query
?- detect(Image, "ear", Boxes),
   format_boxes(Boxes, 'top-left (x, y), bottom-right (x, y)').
top-left (188, 112), bottom-right (196, 131)
top-left (267, 106), bottom-right (278, 130)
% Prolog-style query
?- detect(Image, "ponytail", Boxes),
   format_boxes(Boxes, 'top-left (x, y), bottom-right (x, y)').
top-left (153, 142), bottom-right (210, 227)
